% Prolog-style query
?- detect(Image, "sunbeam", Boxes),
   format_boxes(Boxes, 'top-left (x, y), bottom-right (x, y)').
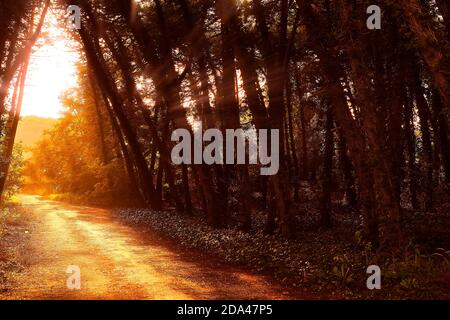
top-left (21, 10), bottom-right (79, 118)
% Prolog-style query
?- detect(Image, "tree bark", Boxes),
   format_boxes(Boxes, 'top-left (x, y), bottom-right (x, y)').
top-left (320, 105), bottom-right (333, 228)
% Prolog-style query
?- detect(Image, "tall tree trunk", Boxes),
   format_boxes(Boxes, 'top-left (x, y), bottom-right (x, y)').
top-left (99, 87), bottom-right (145, 206)
top-left (431, 89), bottom-right (450, 185)
top-left (88, 72), bottom-right (109, 164)
top-left (0, 62), bottom-right (29, 199)
top-left (337, 128), bottom-right (357, 207)
top-left (216, 0), bottom-right (253, 229)
top-left (413, 75), bottom-right (434, 209)
top-left (404, 91), bottom-right (418, 210)
top-left (295, 71), bottom-right (309, 181)
top-left (76, 24), bottom-right (161, 209)
top-left (252, 0), bottom-right (292, 237)
top-left (320, 105), bottom-right (333, 228)
top-left (296, 0), bottom-right (380, 245)
top-left (339, 0), bottom-right (403, 250)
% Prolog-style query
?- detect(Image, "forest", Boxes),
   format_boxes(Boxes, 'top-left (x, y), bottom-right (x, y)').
top-left (0, 0), bottom-right (450, 299)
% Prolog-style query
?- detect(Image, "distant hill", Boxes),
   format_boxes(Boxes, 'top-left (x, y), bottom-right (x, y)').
top-left (16, 116), bottom-right (58, 152)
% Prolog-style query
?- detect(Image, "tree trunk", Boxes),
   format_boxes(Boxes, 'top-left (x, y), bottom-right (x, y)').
top-left (396, 0), bottom-right (450, 111)
top-left (320, 105), bottom-right (333, 228)
top-left (77, 25), bottom-right (161, 209)
top-left (413, 75), bottom-right (434, 209)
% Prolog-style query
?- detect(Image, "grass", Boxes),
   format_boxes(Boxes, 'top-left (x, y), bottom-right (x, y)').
top-left (0, 203), bottom-right (28, 294)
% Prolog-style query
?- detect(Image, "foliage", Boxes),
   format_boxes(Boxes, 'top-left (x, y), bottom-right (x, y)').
top-left (23, 66), bottom-right (138, 206)
top-left (2, 144), bottom-right (25, 202)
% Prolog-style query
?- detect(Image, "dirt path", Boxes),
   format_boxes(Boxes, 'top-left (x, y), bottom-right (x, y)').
top-left (2, 195), bottom-right (294, 300)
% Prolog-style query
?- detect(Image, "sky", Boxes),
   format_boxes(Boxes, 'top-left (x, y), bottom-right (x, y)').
top-left (21, 10), bottom-right (79, 119)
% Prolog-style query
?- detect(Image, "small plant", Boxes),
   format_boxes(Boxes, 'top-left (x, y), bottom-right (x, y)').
top-left (354, 230), bottom-right (363, 245)
top-left (332, 255), bottom-right (354, 285)
top-left (400, 278), bottom-right (419, 290)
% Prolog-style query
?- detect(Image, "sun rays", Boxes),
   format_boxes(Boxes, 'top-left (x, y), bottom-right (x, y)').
top-left (21, 9), bottom-right (79, 118)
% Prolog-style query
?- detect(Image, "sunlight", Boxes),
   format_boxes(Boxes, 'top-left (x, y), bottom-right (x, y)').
top-left (21, 10), bottom-right (79, 119)
top-left (1, 0), bottom-right (448, 302)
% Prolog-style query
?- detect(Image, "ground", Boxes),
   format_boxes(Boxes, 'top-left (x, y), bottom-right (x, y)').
top-left (1, 194), bottom-right (449, 300)
top-left (0, 195), bottom-right (299, 300)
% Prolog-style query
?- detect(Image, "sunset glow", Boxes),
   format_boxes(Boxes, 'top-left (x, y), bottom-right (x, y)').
top-left (21, 11), bottom-right (79, 119)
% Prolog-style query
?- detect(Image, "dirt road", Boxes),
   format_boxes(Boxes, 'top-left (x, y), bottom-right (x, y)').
top-left (2, 195), bottom-right (292, 300)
